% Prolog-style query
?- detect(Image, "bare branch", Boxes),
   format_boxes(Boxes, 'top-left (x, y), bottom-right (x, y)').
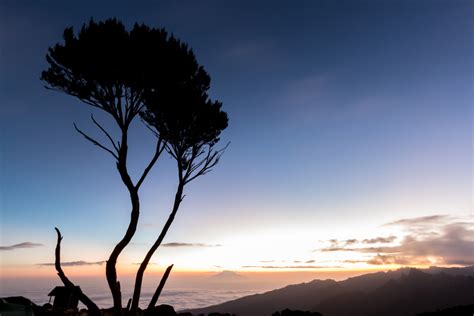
top-left (184, 142), bottom-right (229, 184)
top-left (147, 264), bottom-right (174, 309)
top-left (54, 227), bottom-right (73, 287)
top-left (54, 227), bottom-right (100, 315)
top-left (136, 139), bottom-right (166, 190)
top-left (74, 123), bottom-right (119, 160)
top-left (90, 114), bottom-right (120, 153)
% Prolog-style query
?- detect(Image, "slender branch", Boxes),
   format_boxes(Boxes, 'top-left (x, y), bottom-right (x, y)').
top-left (74, 123), bottom-right (119, 160)
top-left (90, 114), bottom-right (120, 153)
top-left (184, 142), bottom-right (229, 184)
top-left (116, 84), bottom-right (124, 124)
top-left (54, 227), bottom-right (100, 315)
top-left (147, 264), bottom-right (174, 310)
top-left (44, 86), bottom-right (103, 111)
top-left (136, 139), bottom-right (165, 190)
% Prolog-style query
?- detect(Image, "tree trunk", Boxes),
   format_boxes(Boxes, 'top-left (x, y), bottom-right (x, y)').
top-left (106, 135), bottom-right (141, 316)
top-left (129, 183), bottom-right (184, 314)
top-left (106, 187), bottom-right (139, 316)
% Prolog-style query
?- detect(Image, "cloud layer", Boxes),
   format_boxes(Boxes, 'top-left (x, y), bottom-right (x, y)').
top-left (317, 215), bottom-right (474, 267)
top-left (162, 242), bottom-right (221, 248)
top-left (37, 261), bottom-right (105, 267)
top-left (0, 242), bottom-right (43, 251)
top-left (242, 265), bottom-right (342, 269)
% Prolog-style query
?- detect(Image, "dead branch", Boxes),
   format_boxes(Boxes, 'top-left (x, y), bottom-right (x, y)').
top-left (147, 264), bottom-right (174, 310)
top-left (54, 227), bottom-right (101, 315)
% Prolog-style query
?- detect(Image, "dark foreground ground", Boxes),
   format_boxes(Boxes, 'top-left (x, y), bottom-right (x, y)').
top-left (1, 296), bottom-right (474, 316)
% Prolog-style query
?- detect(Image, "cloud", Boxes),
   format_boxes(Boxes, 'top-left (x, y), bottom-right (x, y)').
top-left (37, 261), bottom-right (105, 267)
top-left (366, 254), bottom-right (431, 266)
top-left (366, 220), bottom-right (474, 266)
top-left (319, 246), bottom-right (356, 252)
top-left (316, 215), bottom-right (474, 267)
top-left (383, 215), bottom-right (452, 227)
top-left (242, 265), bottom-right (342, 269)
top-left (362, 236), bottom-right (397, 244)
top-left (0, 242), bottom-right (43, 251)
top-left (344, 239), bottom-right (358, 246)
top-left (342, 260), bottom-right (367, 264)
top-left (305, 260), bottom-right (316, 263)
top-left (162, 242), bottom-right (221, 248)
top-left (320, 235), bottom-right (397, 251)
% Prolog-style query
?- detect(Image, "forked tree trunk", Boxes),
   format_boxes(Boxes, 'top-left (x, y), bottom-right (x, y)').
top-left (129, 183), bottom-right (184, 314)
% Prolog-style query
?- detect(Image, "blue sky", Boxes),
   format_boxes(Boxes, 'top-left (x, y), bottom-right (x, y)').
top-left (0, 0), bottom-right (472, 273)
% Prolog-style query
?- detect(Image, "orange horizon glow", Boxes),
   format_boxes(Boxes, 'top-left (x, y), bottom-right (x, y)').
top-left (0, 262), bottom-right (457, 279)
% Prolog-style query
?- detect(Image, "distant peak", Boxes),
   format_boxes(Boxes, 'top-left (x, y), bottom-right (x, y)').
top-left (209, 270), bottom-right (246, 281)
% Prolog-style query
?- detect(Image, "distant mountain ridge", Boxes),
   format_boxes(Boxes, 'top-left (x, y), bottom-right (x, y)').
top-left (187, 266), bottom-right (474, 316)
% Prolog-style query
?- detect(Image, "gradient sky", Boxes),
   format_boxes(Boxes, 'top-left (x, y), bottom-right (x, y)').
top-left (0, 0), bottom-right (473, 278)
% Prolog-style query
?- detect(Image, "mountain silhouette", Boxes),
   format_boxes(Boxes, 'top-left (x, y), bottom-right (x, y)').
top-left (187, 266), bottom-right (474, 316)
top-left (209, 271), bottom-right (247, 283)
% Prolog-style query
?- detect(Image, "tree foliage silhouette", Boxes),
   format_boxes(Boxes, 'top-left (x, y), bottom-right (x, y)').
top-left (41, 18), bottom-right (228, 315)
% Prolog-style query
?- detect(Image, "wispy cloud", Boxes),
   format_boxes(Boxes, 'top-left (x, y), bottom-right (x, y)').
top-left (342, 259), bottom-right (367, 264)
top-left (320, 236), bottom-right (397, 251)
top-left (242, 265), bottom-right (342, 269)
top-left (162, 242), bottom-right (222, 248)
top-left (366, 254), bottom-right (431, 266)
top-left (384, 215), bottom-right (452, 227)
top-left (0, 242), bottom-right (43, 251)
top-left (37, 261), bottom-right (105, 267)
top-left (344, 239), bottom-right (359, 246)
top-left (362, 236), bottom-right (397, 244)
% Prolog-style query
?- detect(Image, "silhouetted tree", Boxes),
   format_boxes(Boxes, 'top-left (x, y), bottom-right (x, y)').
top-left (42, 18), bottom-right (228, 315)
top-left (41, 19), bottom-right (182, 315)
top-left (132, 38), bottom-right (229, 314)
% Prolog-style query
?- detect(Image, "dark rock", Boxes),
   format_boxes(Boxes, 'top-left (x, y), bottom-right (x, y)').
top-left (146, 304), bottom-right (178, 316)
top-left (0, 297), bottom-right (35, 316)
top-left (279, 309), bottom-right (322, 316)
top-left (43, 303), bottom-right (53, 310)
